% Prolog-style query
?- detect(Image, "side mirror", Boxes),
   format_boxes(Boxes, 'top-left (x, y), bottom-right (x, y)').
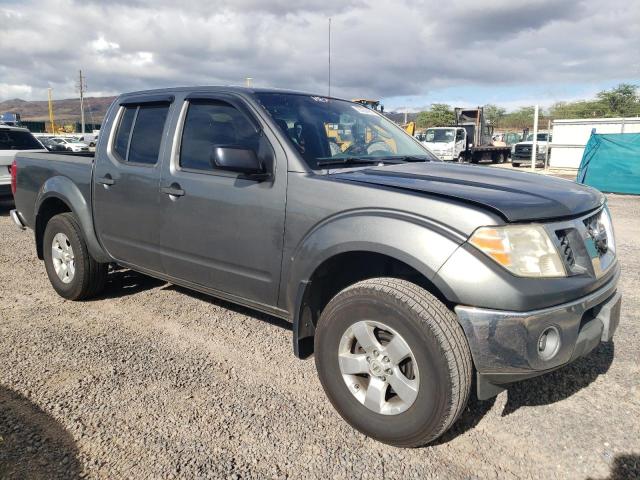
top-left (211, 146), bottom-right (271, 180)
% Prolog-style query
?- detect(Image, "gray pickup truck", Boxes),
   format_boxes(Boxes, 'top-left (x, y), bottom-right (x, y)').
top-left (10, 87), bottom-right (621, 447)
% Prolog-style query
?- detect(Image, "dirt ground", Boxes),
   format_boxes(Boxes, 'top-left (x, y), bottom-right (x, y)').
top-left (0, 193), bottom-right (639, 480)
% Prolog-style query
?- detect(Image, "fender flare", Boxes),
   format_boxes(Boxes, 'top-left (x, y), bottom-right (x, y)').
top-left (35, 176), bottom-right (111, 263)
top-left (285, 210), bottom-right (465, 357)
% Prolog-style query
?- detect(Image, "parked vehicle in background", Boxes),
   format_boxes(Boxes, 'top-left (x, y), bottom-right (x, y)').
top-left (40, 137), bottom-right (70, 152)
top-left (51, 137), bottom-right (90, 152)
top-left (0, 124), bottom-right (45, 197)
top-left (11, 86), bottom-right (621, 447)
top-left (77, 133), bottom-right (98, 147)
top-left (421, 127), bottom-right (467, 161)
top-left (511, 132), bottom-right (552, 167)
top-left (454, 107), bottom-right (512, 163)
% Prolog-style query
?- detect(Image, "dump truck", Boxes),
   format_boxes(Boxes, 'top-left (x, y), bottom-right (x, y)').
top-left (454, 107), bottom-right (512, 163)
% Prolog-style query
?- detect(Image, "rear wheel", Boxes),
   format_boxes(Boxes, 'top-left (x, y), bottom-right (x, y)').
top-left (43, 213), bottom-right (107, 300)
top-left (314, 278), bottom-right (472, 447)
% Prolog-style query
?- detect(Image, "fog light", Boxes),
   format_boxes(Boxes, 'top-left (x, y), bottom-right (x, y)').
top-left (538, 326), bottom-right (560, 360)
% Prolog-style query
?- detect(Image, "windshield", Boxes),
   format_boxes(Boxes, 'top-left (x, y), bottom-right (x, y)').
top-left (424, 128), bottom-right (455, 143)
top-left (255, 93), bottom-right (436, 168)
top-left (526, 133), bottom-right (551, 141)
top-left (0, 129), bottom-right (43, 150)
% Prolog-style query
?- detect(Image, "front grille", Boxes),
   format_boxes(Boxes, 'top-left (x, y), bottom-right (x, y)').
top-left (556, 230), bottom-right (576, 267)
top-left (515, 145), bottom-right (531, 155)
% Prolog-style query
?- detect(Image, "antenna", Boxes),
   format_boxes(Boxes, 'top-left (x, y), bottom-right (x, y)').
top-left (328, 17), bottom-right (331, 97)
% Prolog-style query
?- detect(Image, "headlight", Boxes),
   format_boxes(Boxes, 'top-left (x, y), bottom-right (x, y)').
top-left (469, 225), bottom-right (566, 277)
top-left (600, 207), bottom-right (616, 254)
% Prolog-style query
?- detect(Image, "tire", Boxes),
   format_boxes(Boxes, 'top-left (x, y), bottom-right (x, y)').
top-left (457, 153), bottom-right (466, 163)
top-left (43, 212), bottom-right (108, 300)
top-left (314, 278), bottom-right (472, 447)
top-left (512, 162), bottom-right (521, 168)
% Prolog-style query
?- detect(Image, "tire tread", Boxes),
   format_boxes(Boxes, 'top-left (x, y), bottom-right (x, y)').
top-left (325, 277), bottom-right (472, 446)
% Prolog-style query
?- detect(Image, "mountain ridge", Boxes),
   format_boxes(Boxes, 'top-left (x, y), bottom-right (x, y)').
top-left (0, 96), bottom-right (116, 123)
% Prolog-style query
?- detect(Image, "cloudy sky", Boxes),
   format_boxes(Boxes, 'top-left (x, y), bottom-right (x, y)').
top-left (1, 0), bottom-right (638, 111)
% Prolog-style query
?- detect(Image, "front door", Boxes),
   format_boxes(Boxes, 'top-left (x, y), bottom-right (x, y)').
top-left (158, 95), bottom-right (287, 307)
top-left (93, 97), bottom-right (173, 274)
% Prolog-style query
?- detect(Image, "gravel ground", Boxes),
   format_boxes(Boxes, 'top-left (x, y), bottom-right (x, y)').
top-left (0, 194), bottom-right (639, 480)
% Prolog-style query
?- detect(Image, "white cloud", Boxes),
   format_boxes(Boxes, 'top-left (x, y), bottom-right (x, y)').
top-left (0, 0), bottom-right (637, 105)
top-left (91, 36), bottom-right (120, 53)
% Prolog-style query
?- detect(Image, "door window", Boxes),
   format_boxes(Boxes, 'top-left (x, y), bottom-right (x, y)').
top-left (112, 104), bottom-right (169, 164)
top-left (180, 101), bottom-right (260, 172)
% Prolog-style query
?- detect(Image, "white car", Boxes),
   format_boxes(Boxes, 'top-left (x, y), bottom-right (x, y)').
top-left (0, 125), bottom-right (46, 198)
top-left (52, 137), bottom-right (90, 152)
top-left (421, 127), bottom-right (467, 161)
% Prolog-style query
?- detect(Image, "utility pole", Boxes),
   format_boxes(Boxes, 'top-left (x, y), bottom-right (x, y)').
top-left (77, 70), bottom-right (86, 135)
top-left (328, 17), bottom-right (331, 97)
top-left (531, 104), bottom-right (539, 172)
top-left (245, 77), bottom-right (253, 87)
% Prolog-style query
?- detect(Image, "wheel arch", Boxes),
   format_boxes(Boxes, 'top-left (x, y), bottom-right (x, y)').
top-left (291, 249), bottom-right (457, 359)
top-left (35, 177), bottom-right (110, 263)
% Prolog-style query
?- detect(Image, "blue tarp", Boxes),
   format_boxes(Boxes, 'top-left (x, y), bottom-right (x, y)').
top-left (577, 132), bottom-right (640, 194)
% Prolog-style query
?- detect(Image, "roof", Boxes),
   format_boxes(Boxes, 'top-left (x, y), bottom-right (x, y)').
top-left (119, 85), bottom-right (350, 102)
top-left (0, 123), bottom-right (30, 132)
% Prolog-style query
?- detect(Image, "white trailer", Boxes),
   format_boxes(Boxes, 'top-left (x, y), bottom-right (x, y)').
top-left (550, 117), bottom-right (640, 169)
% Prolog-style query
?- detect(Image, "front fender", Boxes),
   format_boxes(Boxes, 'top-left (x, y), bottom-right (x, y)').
top-left (36, 176), bottom-right (110, 263)
top-left (285, 209), bottom-right (465, 314)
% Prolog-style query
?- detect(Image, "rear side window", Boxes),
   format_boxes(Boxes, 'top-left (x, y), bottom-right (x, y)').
top-left (180, 101), bottom-right (259, 171)
top-left (113, 107), bottom-right (136, 159)
top-left (0, 130), bottom-right (43, 150)
top-left (112, 104), bottom-right (169, 164)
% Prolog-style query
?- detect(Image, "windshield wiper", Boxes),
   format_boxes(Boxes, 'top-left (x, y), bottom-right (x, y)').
top-left (374, 155), bottom-right (431, 162)
top-left (316, 157), bottom-right (386, 167)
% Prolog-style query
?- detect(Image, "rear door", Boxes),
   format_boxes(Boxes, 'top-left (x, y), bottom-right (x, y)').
top-left (93, 95), bottom-right (173, 274)
top-left (157, 93), bottom-right (287, 307)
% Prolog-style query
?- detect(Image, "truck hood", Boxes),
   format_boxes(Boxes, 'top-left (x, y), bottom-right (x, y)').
top-left (331, 162), bottom-right (603, 222)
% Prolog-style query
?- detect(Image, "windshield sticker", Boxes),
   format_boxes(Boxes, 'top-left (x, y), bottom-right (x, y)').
top-left (310, 96), bottom-right (329, 103)
top-left (352, 105), bottom-right (377, 115)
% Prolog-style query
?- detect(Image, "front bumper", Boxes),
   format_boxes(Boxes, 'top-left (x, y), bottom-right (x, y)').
top-left (455, 267), bottom-right (621, 399)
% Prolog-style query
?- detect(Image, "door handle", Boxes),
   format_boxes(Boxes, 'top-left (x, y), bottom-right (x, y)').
top-left (97, 174), bottom-right (115, 186)
top-left (160, 184), bottom-right (185, 197)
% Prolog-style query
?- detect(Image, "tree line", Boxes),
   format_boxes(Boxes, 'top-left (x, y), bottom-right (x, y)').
top-left (415, 83), bottom-right (640, 130)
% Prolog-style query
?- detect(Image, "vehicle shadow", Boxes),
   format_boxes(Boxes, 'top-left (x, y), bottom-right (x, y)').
top-left (0, 386), bottom-right (82, 479)
top-left (97, 268), bottom-right (166, 300)
top-left (432, 390), bottom-right (497, 446)
top-left (163, 284), bottom-right (293, 332)
top-left (588, 453), bottom-right (640, 480)
top-left (501, 342), bottom-right (615, 416)
top-left (0, 198), bottom-right (14, 216)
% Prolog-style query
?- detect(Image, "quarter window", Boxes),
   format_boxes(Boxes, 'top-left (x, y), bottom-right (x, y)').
top-left (113, 104), bottom-right (169, 164)
top-left (180, 101), bottom-right (260, 171)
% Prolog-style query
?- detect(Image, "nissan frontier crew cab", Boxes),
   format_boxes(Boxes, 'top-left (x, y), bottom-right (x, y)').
top-left (10, 87), bottom-right (621, 447)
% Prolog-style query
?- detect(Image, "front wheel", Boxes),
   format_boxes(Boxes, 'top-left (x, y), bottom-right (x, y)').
top-left (43, 213), bottom-right (108, 300)
top-left (314, 278), bottom-right (472, 447)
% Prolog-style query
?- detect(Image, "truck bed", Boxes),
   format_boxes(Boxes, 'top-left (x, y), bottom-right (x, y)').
top-left (13, 151), bottom-right (94, 231)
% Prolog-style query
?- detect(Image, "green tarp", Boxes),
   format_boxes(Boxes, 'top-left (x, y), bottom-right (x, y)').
top-left (577, 132), bottom-right (640, 194)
